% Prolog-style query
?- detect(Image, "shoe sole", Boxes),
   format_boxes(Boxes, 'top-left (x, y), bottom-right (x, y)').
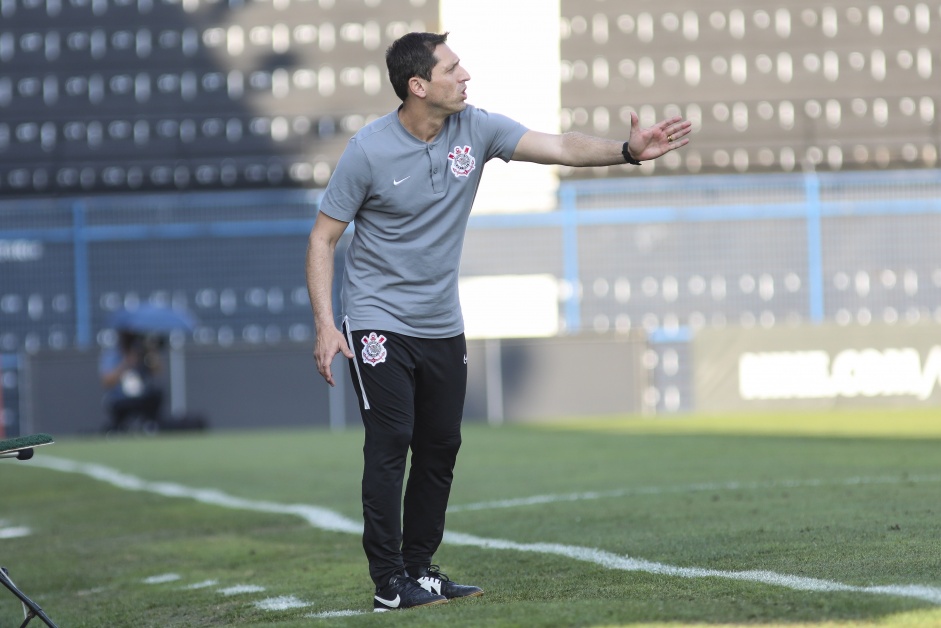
top-left (447, 590), bottom-right (484, 599)
top-left (373, 598), bottom-right (449, 612)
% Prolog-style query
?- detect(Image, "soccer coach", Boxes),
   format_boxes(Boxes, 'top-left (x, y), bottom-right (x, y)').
top-left (306, 31), bottom-right (691, 612)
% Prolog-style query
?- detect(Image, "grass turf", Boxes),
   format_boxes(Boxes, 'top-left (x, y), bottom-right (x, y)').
top-left (0, 409), bottom-right (939, 627)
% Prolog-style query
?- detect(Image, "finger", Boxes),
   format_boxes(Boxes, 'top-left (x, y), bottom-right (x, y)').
top-left (670, 137), bottom-right (691, 150)
top-left (666, 124), bottom-right (693, 146)
top-left (674, 125), bottom-right (693, 140)
top-left (314, 345), bottom-right (335, 385)
top-left (658, 115), bottom-right (684, 130)
top-left (666, 120), bottom-right (692, 136)
top-left (671, 121), bottom-right (693, 137)
top-left (319, 360), bottom-right (336, 387)
top-left (667, 120), bottom-right (693, 135)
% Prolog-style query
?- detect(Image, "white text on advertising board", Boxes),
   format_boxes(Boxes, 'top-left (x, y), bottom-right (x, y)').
top-left (0, 240), bottom-right (43, 262)
top-left (739, 347), bottom-right (941, 400)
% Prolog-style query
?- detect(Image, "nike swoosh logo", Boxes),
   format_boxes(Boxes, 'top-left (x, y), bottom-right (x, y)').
top-left (419, 576), bottom-right (443, 595)
top-left (393, 176), bottom-right (410, 186)
top-left (374, 594), bottom-right (401, 608)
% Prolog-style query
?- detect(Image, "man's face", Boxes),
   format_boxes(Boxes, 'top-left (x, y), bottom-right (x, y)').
top-left (421, 43), bottom-right (471, 115)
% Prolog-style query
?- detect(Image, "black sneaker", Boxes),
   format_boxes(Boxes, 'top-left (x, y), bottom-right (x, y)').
top-left (373, 574), bottom-right (448, 612)
top-left (409, 565), bottom-right (484, 599)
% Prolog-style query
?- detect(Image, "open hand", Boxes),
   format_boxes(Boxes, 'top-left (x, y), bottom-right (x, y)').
top-left (627, 112), bottom-right (692, 162)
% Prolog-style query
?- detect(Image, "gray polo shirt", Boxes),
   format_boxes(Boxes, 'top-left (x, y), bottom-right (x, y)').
top-left (319, 104), bottom-right (528, 338)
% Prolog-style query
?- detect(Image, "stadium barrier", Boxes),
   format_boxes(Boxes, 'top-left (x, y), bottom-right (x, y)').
top-left (2, 169), bottom-right (941, 433)
top-left (16, 334), bottom-right (647, 435)
top-left (695, 323), bottom-right (941, 412)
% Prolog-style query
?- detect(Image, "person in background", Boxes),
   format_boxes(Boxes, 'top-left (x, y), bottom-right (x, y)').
top-left (99, 330), bottom-right (164, 433)
top-left (306, 31), bottom-right (692, 612)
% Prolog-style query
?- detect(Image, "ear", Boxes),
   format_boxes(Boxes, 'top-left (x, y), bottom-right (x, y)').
top-left (407, 76), bottom-right (427, 100)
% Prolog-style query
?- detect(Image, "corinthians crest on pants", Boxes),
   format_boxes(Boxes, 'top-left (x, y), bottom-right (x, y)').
top-left (448, 145), bottom-right (475, 177)
top-left (361, 332), bottom-right (388, 366)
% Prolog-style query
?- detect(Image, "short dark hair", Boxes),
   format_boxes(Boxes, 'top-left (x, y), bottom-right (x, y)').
top-left (385, 31), bottom-right (449, 102)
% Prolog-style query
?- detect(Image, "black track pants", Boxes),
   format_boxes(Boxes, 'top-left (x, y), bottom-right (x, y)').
top-left (345, 325), bottom-right (467, 587)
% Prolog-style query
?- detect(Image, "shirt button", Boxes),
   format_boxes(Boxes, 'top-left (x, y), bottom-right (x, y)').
top-left (433, 168), bottom-right (438, 174)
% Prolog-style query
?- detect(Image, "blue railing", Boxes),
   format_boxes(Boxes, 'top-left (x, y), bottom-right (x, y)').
top-left (3, 169), bottom-right (941, 429)
top-left (2, 169), bottom-right (941, 349)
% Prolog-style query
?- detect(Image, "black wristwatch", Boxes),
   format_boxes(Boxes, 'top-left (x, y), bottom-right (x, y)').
top-left (622, 141), bottom-right (641, 165)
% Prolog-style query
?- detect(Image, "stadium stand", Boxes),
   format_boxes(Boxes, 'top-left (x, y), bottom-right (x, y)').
top-left (559, 2), bottom-right (939, 178)
top-left (3, 1), bottom-right (936, 194)
top-left (1, 1), bottom-right (939, 423)
top-left (0, 0), bottom-right (432, 195)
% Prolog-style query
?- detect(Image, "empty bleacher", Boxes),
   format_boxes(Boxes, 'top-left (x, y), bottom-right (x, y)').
top-left (559, 2), bottom-right (940, 178)
top-left (2, 2), bottom-right (940, 420)
top-left (2, 1), bottom-right (937, 194)
top-left (0, 0), bottom-right (433, 196)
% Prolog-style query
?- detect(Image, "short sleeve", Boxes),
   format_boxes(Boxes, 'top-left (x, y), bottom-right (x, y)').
top-left (473, 108), bottom-right (529, 163)
top-left (319, 138), bottom-right (371, 223)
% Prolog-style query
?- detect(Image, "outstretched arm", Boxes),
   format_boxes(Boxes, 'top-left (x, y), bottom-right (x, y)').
top-left (306, 212), bottom-right (354, 387)
top-left (511, 112), bottom-right (691, 166)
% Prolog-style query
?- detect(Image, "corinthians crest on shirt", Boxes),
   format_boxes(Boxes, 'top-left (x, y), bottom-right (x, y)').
top-left (361, 332), bottom-right (388, 366)
top-left (448, 145), bottom-right (475, 177)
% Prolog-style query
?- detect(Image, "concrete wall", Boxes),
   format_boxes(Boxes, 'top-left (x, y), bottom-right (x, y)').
top-left (20, 334), bottom-right (647, 435)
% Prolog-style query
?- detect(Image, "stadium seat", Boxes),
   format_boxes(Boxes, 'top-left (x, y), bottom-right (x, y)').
top-left (2, 1), bottom-right (936, 188)
top-left (560, 3), bottom-right (938, 177)
top-left (0, 0), bottom-right (433, 195)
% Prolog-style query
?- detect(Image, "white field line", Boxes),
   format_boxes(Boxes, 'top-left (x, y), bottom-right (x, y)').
top-left (306, 610), bottom-right (365, 618)
top-left (181, 579), bottom-right (219, 590)
top-left (25, 456), bottom-right (941, 606)
top-left (0, 526), bottom-right (32, 539)
top-left (254, 595), bottom-right (313, 611)
top-left (142, 573), bottom-right (181, 584)
top-left (0, 518), bottom-right (32, 539)
top-left (218, 584), bottom-right (266, 596)
top-left (447, 474), bottom-right (941, 513)
top-left (29, 456), bottom-right (361, 535)
top-left (442, 530), bottom-right (941, 605)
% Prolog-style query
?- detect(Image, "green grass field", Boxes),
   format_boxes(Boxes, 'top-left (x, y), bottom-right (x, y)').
top-left (1, 409), bottom-right (940, 627)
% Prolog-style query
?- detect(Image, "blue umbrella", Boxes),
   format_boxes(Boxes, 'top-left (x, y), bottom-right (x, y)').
top-left (109, 303), bottom-right (197, 334)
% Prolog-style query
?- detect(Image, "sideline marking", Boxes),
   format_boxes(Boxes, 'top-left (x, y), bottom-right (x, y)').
top-left (254, 595), bottom-right (312, 611)
top-left (143, 573), bottom-right (181, 584)
top-left (307, 610), bottom-right (365, 618)
top-left (442, 530), bottom-right (941, 605)
top-left (26, 456), bottom-right (941, 607)
top-left (447, 474), bottom-right (941, 513)
top-left (219, 584), bottom-right (266, 596)
top-left (0, 526), bottom-right (32, 539)
top-left (181, 579), bottom-right (219, 590)
top-left (28, 456), bottom-right (360, 535)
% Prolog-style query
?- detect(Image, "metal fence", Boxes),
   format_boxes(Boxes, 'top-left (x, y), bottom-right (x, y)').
top-left (2, 168), bottom-right (941, 433)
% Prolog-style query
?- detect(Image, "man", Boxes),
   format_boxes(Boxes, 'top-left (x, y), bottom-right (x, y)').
top-left (306, 32), bottom-right (691, 612)
top-left (99, 330), bottom-right (164, 433)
